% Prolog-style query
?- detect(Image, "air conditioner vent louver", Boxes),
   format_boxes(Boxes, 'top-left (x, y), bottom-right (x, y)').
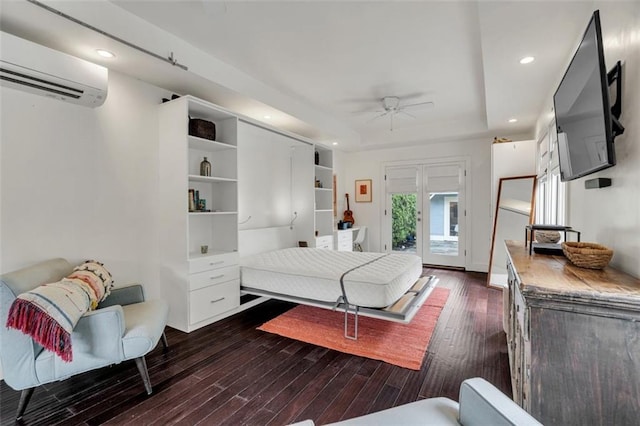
top-left (0, 31), bottom-right (107, 107)
top-left (1, 73), bottom-right (82, 99)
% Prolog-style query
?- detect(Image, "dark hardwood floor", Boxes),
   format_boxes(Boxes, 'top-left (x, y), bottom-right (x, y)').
top-left (0, 269), bottom-right (510, 425)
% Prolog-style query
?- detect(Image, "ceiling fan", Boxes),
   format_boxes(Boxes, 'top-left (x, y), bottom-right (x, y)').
top-left (363, 96), bottom-right (435, 131)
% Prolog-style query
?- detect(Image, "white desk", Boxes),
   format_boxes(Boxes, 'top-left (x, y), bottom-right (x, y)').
top-left (334, 226), bottom-right (366, 251)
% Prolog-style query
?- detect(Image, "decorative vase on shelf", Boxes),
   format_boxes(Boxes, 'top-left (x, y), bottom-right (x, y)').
top-left (200, 157), bottom-right (211, 176)
top-left (314, 150), bottom-right (319, 165)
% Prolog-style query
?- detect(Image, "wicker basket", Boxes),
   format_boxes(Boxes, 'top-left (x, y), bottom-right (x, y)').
top-left (535, 230), bottom-right (561, 244)
top-left (562, 242), bottom-right (613, 269)
top-left (189, 118), bottom-right (216, 141)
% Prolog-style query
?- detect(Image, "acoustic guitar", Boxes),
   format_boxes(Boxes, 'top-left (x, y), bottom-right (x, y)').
top-left (343, 193), bottom-right (355, 225)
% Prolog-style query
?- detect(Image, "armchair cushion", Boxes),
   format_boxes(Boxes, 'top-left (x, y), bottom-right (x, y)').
top-left (35, 305), bottom-right (126, 383)
top-left (327, 398), bottom-right (459, 425)
top-left (122, 299), bottom-right (168, 359)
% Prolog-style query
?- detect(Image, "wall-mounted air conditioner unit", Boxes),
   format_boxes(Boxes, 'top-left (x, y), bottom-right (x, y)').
top-left (0, 31), bottom-right (108, 108)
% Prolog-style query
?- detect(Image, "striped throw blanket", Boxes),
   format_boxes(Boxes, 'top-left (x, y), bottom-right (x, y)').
top-left (6, 260), bottom-right (113, 362)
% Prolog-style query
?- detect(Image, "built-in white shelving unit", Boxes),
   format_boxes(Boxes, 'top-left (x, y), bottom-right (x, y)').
top-left (314, 145), bottom-right (334, 248)
top-left (159, 96), bottom-right (246, 332)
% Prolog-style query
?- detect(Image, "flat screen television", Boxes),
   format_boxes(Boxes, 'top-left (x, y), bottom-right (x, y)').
top-left (553, 10), bottom-right (624, 182)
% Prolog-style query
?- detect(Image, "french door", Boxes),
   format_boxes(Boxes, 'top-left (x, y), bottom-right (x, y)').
top-left (385, 161), bottom-right (466, 268)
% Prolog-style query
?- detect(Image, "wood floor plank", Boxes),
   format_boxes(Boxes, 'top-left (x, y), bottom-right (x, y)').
top-left (314, 373), bottom-right (368, 425)
top-left (292, 356), bottom-right (366, 423)
top-left (0, 269), bottom-right (512, 426)
top-left (264, 352), bottom-right (350, 425)
top-left (340, 363), bottom-right (394, 420)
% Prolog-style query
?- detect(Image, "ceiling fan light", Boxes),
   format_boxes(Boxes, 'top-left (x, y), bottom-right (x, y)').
top-left (382, 96), bottom-right (400, 111)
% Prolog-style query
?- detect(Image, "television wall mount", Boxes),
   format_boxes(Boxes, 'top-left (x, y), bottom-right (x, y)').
top-left (607, 60), bottom-right (624, 138)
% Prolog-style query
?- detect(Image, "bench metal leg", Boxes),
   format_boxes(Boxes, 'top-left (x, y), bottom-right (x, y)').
top-left (134, 357), bottom-right (153, 395)
top-left (16, 387), bottom-right (35, 420)
top-left (161, 331), bottom-right (168, 350)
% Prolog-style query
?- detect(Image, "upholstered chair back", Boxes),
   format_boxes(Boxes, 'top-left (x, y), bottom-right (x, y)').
top-left (0, 258), bottom-right (73, 390)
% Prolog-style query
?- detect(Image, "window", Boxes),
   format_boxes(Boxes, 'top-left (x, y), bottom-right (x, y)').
top-left (536, 121), bottom-right (566, 225)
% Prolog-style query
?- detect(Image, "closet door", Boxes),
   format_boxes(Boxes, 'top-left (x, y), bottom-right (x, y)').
top-left (422, 162), bottom-right (466, 268)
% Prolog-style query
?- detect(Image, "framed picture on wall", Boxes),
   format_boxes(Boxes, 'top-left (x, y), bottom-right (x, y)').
top-left (355, 179), bottom-right (372, 202)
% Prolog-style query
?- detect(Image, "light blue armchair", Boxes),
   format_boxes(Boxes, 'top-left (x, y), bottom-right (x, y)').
top-left (0, 258), bottom-right (169, 421)
top-left (292, 377), bottom-right (542, 425)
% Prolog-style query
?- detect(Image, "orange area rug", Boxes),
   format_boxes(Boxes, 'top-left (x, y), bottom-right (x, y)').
top-left (257, 287), bottom-right (450, 370)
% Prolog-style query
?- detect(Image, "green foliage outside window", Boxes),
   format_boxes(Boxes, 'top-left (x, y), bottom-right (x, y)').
top-left (392, 193), bottom-right (416, 246)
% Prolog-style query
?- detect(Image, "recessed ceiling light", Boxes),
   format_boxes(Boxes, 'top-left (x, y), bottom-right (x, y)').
top-left (519, 56), bottom-right (535, 64)
top-left (96, 49), bottom-right (115, 58)
top-left (263, 115), bottom-right (271, 120)
top-left (332, 142), bottom-right (338, 146)
top-left (508, 118), bottom-right (518, 123)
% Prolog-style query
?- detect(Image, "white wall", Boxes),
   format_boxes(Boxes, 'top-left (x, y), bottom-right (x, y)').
top-left (534, 2), bottom-right (640, 278)
top-left (0, 71), bottom-right (169, 291)
top-left (343, 138), bottom-right (492, 272)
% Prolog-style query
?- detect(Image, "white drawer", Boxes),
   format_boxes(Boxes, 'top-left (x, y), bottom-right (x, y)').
top-left (189, 252), bottom-right (238, 274)
top-left (337, 231), bottom-right (352, 244)
top-left (189, 265), bottom-right (239, 291)
top-left (315, 235), bottom-right (333, 249)
top-left (337, 241), bottom-right (353, 252)
top-left (189, 279), bottom-right (240, 324)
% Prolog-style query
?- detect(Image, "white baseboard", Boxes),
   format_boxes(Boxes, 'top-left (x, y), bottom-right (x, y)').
top-left (468, 262), bottom-right (489, 273)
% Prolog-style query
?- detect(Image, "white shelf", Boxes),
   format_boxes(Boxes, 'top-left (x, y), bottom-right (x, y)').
top-left (315, 209), bottom-right (333, 213)
top-left (188, 249), bottom-right (236, 260)
top-left (314, 164), bottom-right (333, 172)
top-left (188, 211), bottom-right (238, 216)
top-left (188, 136), bottom-right (237, 151)
top-left (186, 95), bottom-right (236, 121)
top-left (188, 175), bottom-right (237, 183)
top-left (314, 188), bottom-right (332, 192)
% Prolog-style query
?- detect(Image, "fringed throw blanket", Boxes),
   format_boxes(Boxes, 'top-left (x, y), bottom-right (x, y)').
top-left (6, 260), bottom-right (113, 362)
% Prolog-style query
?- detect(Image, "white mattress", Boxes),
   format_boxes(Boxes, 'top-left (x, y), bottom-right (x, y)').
top-left (240, 248), bottom-right (423, 308)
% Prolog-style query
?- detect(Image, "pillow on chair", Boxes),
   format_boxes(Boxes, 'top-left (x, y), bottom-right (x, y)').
top-left (68, 260), bottom-right (114, 308)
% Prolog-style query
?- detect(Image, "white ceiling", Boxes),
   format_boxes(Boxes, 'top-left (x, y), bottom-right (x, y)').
top-left (1, 0), bottom-right (598, 150)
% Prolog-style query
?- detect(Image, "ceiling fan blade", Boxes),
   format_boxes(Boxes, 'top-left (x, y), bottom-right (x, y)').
top-left (402, 101), bottom-right (435, 110)
top-left (398, 110), bottom-right (417, 119)
top-left (351, 108), bottom-right (385, 115)
top-left (366, 111), bottom-right (390, 123)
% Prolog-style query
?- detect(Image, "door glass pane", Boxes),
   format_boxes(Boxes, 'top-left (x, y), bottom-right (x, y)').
top-left (428, 192), bottom-right (458, 256)
top-left (391, 193), bottom-right (417, 253)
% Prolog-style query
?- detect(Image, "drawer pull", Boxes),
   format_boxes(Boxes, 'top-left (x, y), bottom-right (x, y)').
top-left (210, 297), bottom-right (225, 304)
top-left (209, 261), bottom-right (225, 266)
top-left (209, 274), bottom-right (225, 280)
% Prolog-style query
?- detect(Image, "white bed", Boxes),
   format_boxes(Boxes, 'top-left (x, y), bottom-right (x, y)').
top-left (241, 248), bottom-right (422, 307)
top-left (241, 248), bottom-right (438, 338)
